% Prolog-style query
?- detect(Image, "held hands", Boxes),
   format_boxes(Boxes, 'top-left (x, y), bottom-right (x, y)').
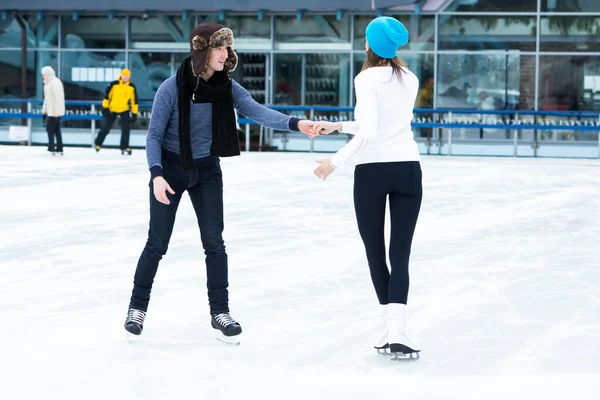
top-left (297, 120), bottom-right (317, 138)
top-left (312, 121), bottom-right (341, 136)
top-left (297, 120), bottom-right (342, 138)
top-left (153, 176), bottom-right (175, 205)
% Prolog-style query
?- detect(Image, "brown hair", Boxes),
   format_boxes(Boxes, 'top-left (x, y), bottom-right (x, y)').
top-left (361, 48), bottom-right (407, 81)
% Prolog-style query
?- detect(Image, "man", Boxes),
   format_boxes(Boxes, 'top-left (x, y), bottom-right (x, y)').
top-left (94, 68), bottom-right (138, 155)
top-left (41, 66), bottom-right (65, 156)
top-left (124, 22), bottom-right (315, 344)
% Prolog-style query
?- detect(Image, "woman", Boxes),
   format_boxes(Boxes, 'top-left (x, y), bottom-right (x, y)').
top-left (313, 16), bottom-right (422, 358)
top-left (125, 22), bottom-right (314, 344)
top-left (41, 66), bottom-right (65, 155)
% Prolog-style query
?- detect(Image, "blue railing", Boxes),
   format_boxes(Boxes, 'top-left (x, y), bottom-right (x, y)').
top-left (1, 99), bottom-right (599, 158)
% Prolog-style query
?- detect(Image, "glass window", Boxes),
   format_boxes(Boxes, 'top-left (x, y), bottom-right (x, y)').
top-left (273, 54), bottom-right (302, 105)
top-left (438, 16), bottom-right (536, 51)
top-left (306, 53), bottom-right (351, 107)
top-left (539, 56), bottom-right (600, 112)
top-left (538, 55), bottom-right (600, 141)
top-left (200, 16), bottom-right (271, 51)
top-left (231, 53), bottom-right (268, 104)
top-left (448, 0), bottom-right (537, 12)
top-left (130, 16), bottom-right (193, 47)
top-left (0, 16), bottom-right (22, 48)
top-left (354, 15), bottom-right (434, 51)
top-left (31, 16), bottom-right (59, 48)
top-left (0, 50), bottom-right (36, 100)
top-left (273, 53), bottom-right (350, 107)
top-left (542, 0), bottom-right (600, 12)
top-left (0, 15), bottom-right (58, 49)
top-left (274, 15), bottom-right (351, 50)
top-left (540, 17), bottom-right (600, 52)
top-left (437, 53), bottom-right (535, 110)
top-left (61, 16), bottom-right (126, 49)
top-left (128, 52), bottom-right (188, 101)
top-left (60, 51), bottom-right (126, 101)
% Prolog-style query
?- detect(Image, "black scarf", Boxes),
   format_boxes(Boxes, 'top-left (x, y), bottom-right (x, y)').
top-left (176, 56), bottom-right (240, 171)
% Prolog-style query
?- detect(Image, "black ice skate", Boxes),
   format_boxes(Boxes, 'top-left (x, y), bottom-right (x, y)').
top-left (124, 308), bottom-right (146, 336)
top-left (211, 313), bottom-right (242, 345)
top-left (121, 148), bottom-right (132, 156)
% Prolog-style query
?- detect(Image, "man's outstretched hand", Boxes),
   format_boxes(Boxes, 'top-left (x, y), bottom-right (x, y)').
top-left (298, 120), bottom-right (318, 139)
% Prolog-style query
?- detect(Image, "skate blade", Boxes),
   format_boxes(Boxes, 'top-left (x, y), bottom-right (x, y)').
top-left (215, 331), bottom-right (241, 346)
top-left (375, 344), bottom-right (393, 356)
top-left (390, 351), bottom-right (420, 361)
top-left (125, 331), bottom-right (139, 344)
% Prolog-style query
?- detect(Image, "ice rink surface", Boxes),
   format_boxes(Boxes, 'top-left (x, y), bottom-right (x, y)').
top-left (1, 146), bottom-right (599, 400)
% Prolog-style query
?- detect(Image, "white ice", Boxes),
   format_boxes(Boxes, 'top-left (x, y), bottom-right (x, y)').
top-left (1, 146), bottom-right (599, 400)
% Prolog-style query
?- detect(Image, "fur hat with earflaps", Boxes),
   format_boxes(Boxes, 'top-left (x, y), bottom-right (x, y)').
top-left (190, 22), bottom-right (238, 76)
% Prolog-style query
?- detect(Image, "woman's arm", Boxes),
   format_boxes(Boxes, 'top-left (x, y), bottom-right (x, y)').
top-left (330, 76), bottom-right (378, 167)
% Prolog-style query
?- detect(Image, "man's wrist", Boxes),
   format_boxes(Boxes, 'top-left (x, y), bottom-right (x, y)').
top-left (288, 117), bottom-right (300, 131)
top-left (150, 166), bottom-right (163, 181)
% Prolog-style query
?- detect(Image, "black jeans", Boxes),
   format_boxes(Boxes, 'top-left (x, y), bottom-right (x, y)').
top-left (353, 161), bottom-right (422, 305)
top-left (95, 111), bottom-right (130, 150)
top-left (129, 153), bottom-right (229, 314)
top-left (46, 116), bottom-right (63, 152)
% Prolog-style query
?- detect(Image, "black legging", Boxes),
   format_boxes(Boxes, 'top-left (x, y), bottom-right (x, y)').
top-left (95, 111), bottom-right (131, 150)
top-left (353, 161), bottom-right (422, 305)
top-left (46, 116), bottom-right (63, 152)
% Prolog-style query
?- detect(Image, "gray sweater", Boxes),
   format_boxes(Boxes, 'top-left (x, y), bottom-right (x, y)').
top-left (146, 76), bottom-right (299, 176)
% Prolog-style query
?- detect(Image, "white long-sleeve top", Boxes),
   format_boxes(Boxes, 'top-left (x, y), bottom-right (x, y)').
top-left (330, 66), bottom-right (420, 167)
top-left (42, 75), bottom-right (66, 117)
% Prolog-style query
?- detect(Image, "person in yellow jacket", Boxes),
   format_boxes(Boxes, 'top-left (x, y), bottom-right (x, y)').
top-left (94, 68), bottom-right (138, 155)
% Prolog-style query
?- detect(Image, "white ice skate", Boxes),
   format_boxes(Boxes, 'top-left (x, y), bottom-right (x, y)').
top-left (373, 304), bottom-right (391, 355)
top-left (386, 303), bottom-right (420, 361)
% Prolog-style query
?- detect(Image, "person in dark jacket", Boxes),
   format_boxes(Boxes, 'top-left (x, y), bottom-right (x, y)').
top-left (94, 68), bottom-right (138, 155)
top-left (123, 22), bottom-right (315, 344)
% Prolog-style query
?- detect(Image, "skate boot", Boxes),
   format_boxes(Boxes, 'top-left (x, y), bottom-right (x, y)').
top-left (387, 303), bottom-right (420, 361)
top-left (121, 148), bottom-right (132, 156)
top-left (95, 145), bottom-right (101, 152)
top-left (374, 304), bottom-right (390, 354)
top-left (211, 312), bottom-right (242, 345)
top-left (124, 308), bottom-right (146, 336)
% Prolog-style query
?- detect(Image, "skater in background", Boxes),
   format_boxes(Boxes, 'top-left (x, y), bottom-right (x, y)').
top-left (41, 66), bottom-right (65, 156)
top-left (124, 22), bottom-right (316, 342)
top-left (94, 68), bottom-right (138, 155)
top-left (477, 91), bottom-right (499, 139)
top-left (312, 16), bottom-right (422, 358)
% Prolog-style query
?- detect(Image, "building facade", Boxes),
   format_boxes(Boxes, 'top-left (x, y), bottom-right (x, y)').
top-left (1, 0), bottom-right (599, 121)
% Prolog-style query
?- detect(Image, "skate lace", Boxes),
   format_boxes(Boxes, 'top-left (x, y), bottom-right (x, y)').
top-left (128, 309), bottom-right (146, 325)
top-left (214, 313), bottom-right (236, 327)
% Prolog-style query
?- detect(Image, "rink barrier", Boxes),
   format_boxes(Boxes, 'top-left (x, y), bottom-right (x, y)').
top-left (0, 99), bottom-right (599, 158)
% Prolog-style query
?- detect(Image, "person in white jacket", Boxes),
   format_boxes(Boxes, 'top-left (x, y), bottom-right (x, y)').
top-left (41, 66), bottom-right (66, 155)
top-left (312, 17), bottom-right (422, 360)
